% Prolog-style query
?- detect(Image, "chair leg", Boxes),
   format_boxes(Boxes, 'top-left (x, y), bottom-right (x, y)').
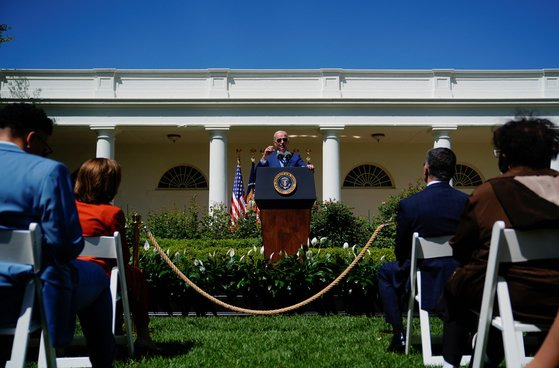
top-left (6, 281), bottom-right (35, 368)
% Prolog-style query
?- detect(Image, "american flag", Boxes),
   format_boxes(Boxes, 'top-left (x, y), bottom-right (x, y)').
top-left (245, 160), bottom-right (260, 223)
top-left (230, 162), bottom-right (246, 225)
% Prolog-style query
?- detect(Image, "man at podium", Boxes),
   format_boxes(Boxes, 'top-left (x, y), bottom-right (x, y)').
top-left (258, 130), bottom-right (314, 170)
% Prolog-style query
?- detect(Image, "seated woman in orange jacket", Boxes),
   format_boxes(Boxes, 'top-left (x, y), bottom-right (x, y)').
top-left (74, 158), bottom-right (159, 352)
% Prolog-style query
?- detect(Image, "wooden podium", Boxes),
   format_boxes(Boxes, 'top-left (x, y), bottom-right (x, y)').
top-left (254, 167), bottom-right (316, 262)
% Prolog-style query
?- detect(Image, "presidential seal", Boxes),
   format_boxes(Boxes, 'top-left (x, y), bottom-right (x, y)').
top-left (273, 171), bottom-right (297, 195)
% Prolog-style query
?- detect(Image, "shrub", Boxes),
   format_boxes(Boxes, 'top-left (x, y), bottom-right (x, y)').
top-left (145, 198), bottom-right (200, 239)
top-left (138, 240), bottom-right (395, 314)
top-left (310, 201), bottom-right (373, 248)
top-left (370, 179), bottom-right (424, 248)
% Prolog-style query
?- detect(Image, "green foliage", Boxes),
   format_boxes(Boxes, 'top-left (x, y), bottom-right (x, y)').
top-left (0, 24), bottom-right (14, 46)
top-left (370, 179), bottom-right (425, 248)
top-left (310, 201), bottom-right (373, 248)
top-left (139, 239), bottom-right (394, 315)
top-left (143, 200), bottom-right (261, 241)
top-left (145, 200), bottom-right (200, 240)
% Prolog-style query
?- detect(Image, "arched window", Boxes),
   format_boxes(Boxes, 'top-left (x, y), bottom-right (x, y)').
top-left (343, 164), bottom-right (393, 188)
top-left (157, 166), bottom-right (208, 189)
top-left (453, 164), bottom-right (483, 188)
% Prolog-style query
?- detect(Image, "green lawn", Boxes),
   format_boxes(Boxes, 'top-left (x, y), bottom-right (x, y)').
top-left (114, 315), bottom-right (429, 368)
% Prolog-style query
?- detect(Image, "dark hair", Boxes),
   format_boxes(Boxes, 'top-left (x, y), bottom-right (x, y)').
top-left (0, 103), bottom-right (54, 137)
top-left (493, 118), bottom-right (559, 169)
top-left (74, 158), bottom-right (122, 204)
top-left (425, 147), bottom-right (457, 181)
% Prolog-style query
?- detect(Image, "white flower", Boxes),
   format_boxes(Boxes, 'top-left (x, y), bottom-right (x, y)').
top-left (227, 248), bottom-right (235, 258)
top-left (380, 255), bottom-right (386, 262)
top-left (306, 250), bottom-right (313, 258)
top-left (239, 255), bottom-right (245, 262)
top-left (143, 240), bottom-right (150, 251)
top-left (199, 266), bottom-right (206, 272)
top-left (311, 237), bottom-right (318, 246)
top-left (194, 259), bottom-right (203, 267)
top-left (343, 242), bottom-right (349, 249)
top-left (260, 246), bottom-right (264, 254)
top-left (269, 252), bottom-right (275, 261)
top-left (320, 237), bottom-right (327, 244)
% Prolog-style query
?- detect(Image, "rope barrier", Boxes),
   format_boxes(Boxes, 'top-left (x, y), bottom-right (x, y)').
top-left (143, 223), bottom-right (389, 315)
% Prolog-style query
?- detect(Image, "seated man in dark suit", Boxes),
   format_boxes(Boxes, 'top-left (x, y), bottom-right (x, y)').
top-left (0, 103), bottom-right (115, 367)
top-left (258, 130), bottom-right (314, 170)
top-left (377, 147), bottom-right (468, 353)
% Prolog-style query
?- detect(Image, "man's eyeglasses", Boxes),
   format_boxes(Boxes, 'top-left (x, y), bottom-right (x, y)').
top-left (493, 149), bottom-right (500, 158)
top-left (35, 134), bottom-right (54, 156)
top-left (276, 138), bottom-right (289, 143)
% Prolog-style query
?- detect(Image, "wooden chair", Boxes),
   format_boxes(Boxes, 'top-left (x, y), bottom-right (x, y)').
top-left (472, 221), bottom-right (559, 368)
top-left (0, 223), bottom-right (57, 368)
top-left (40, 231), bottom-right (134, 367)
top-left (405, 233), bottom-right (470, 366)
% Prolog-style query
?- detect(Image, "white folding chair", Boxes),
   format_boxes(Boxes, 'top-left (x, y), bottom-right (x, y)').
top-left (0, 223), bottom-right (57, 368)
top-left (41, 231), bottom-right (134, 368)
top-left (472, 221), bottom-right (559, 368)
top-left (405, 233), bottom-right (470, 366)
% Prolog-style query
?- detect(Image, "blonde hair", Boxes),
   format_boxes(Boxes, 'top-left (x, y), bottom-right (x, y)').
top-left (74, 158), bottom-right (121, 204)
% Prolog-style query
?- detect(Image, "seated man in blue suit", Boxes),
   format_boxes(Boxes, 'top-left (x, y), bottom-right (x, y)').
top-left (258, 130), bottom-right (314, 170)
top-left (377, 147), bottom-right (468, 353)
top-left (0, 103), bottom-right (115, 367)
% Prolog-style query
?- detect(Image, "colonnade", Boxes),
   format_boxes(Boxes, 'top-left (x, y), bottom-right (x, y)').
top-left (90, 124), bottom-right (559, 210)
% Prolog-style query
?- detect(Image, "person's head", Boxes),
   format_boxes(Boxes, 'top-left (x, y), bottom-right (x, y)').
top-left (493, 118), bottom-right (559, 173)
top-left (74, 158), bottom-right (122, 204)
top-left (424, 147), bottom-right (457, 182)
top-left (273, 130), bottom-right (289, 152)
top-left (0, 103), bottom-right (54, 156)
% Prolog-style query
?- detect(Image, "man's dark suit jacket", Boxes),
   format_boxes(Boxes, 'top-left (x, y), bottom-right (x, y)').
top-left (257, 151), bottom-right (307, 168)
top-left (395, 181), bottom-right (468, 311)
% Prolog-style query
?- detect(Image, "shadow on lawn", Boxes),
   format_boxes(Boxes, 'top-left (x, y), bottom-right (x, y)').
top-left (132, 341), bottom-right (195, 358)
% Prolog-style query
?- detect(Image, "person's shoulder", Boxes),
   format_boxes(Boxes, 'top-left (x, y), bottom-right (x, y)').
top-left (21, 154), bottom-right (70, 178)
top-left (77, 201), bottom-right (122, 216)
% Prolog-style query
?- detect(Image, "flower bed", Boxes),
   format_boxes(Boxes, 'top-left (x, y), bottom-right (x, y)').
top-left (138, 241), bottom-right (394, 316)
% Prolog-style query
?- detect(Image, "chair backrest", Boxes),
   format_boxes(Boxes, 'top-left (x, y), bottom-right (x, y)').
top-left (80, 232), bottom-right (121, 260)
top-left (413, 233), bottom-right (453, 260)
top-left (0, 223), bottom-right (42, 269)
top-left (495, 223), bottom-right (559, 264)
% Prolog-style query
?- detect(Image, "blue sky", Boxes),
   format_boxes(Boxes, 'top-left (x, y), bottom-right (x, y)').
top-left (1, 0), bottom-right (558, 70)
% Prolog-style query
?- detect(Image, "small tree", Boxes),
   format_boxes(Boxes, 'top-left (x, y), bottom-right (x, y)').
top-left (0, 24), bottom-right (14, 46)
top-left (370, 179), bottom-right (424, 248)
top-left (310, 201), bottom-right (372, 248)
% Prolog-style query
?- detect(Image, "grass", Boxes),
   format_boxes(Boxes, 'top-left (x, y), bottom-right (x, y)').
top-left (113, 315), bottom-right (429, 368)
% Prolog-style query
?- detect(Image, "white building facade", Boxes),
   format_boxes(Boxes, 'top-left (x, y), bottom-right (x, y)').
top-left (1, 68), bottom-right (558, 218)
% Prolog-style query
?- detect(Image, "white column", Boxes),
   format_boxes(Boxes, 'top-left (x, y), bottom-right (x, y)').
top-left (90, 126), bottom-right (116, 159)
top-left (206, 127), bottom-right (229, 210)
top-left (321, 126), bottom-right (343, 202)
top-left (432, 126), bottom-right (457, 148)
